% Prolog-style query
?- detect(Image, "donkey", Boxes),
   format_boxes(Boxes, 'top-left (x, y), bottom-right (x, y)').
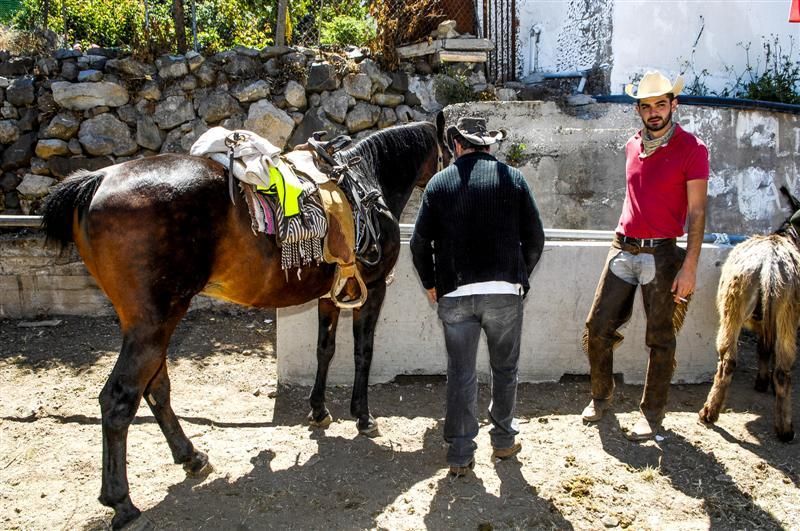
top-left (699, 186), bottom-right (800, 442)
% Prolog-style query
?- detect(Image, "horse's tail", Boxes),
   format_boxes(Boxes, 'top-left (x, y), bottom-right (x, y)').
top-left (41, 170), bottom-right (104, 245)
top-left (758, 240), bottom-right (785, 351)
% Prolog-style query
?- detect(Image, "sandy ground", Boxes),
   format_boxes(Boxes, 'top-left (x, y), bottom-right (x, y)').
top-left (1, 307), bottom-right (798, 530)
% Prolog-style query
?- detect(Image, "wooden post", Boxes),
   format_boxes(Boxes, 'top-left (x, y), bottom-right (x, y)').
top-left (173, 0), bottom-right (187, 54)
top-left (275, 0), bottom-right (288, 46)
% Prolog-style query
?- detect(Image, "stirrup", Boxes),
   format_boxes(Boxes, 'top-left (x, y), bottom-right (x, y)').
top-left (329, 263), bottom-right (368, 309)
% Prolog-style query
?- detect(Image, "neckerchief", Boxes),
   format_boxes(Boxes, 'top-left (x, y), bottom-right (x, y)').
top-left (640, 123), bottom-right (676, 158)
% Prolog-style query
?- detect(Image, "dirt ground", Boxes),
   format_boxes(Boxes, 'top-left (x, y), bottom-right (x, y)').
top-left (1, 307), bottom-right (798, 530)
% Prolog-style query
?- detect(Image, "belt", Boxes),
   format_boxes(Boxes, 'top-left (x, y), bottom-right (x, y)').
top-left (613, 233), bottom-right (675, 255)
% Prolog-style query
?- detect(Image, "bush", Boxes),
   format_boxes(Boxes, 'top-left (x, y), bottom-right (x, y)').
top-left (320, 15), bottom-right (375, 46)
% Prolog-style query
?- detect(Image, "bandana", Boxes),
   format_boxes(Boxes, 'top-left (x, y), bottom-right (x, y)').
top-left (640, 123), bottom-right (676, 158)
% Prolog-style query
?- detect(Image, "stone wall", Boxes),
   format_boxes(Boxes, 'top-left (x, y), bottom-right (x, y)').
top-left (0, 45), bottom-right (494, 215)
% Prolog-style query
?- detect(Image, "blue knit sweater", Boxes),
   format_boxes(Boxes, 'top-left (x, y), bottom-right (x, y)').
top-left (410, 152), bottom-right (545, 299)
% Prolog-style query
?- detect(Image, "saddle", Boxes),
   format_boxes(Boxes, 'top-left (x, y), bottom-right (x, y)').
top-left (190, 127), bottom-right (368, 309)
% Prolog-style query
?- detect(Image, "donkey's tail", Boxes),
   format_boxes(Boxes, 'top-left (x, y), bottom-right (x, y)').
top-left (41, 170), bottom-right (105, 245)
top-left (759, 243), bottom-right (784, 350)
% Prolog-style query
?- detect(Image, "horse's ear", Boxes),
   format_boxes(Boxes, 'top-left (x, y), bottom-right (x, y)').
top-left (779, 185), bottom-right (800, 212)
top-left (435, 111), bottom-right (445, 142)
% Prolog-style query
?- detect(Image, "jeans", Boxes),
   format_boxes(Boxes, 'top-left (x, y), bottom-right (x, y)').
top-left (437, 294), bottom-right (524, 467)
top-left (584, 242), bottom-right (687, 424)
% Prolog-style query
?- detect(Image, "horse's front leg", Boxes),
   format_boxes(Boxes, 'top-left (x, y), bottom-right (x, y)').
top-left (351, 281), bottom-right (387, 437)
top-left (144, 360), bottom-right (211, 475)
top-left (98, 334), bottom-right (163, 529)
top-left (308, 297), bottom-right (341, 427)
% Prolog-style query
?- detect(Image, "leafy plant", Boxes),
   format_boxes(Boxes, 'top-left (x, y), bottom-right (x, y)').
top-left (734, 36), bottom-right (800, 104)
top-left (434, 68), bottom-right (474, 105)
top-left (506, 142), bottom-right (527, 166)
top-left (320, 15), bottom-right (376, 46)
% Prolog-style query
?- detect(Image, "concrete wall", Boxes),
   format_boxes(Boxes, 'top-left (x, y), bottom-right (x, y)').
top-left (516, 0), bottom-right (796, 94)
top-left (277, 241), bottom-right (730, 386)
top-left (439, 101), bottom-right (800, 236)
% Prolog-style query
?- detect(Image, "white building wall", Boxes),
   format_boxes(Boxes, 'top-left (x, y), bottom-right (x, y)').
top-left (515, 0), bottom-right (799, 95)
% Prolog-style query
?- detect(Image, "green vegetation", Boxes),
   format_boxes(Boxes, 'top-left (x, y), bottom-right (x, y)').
top-left (506, 142), bottom-right (527, 166)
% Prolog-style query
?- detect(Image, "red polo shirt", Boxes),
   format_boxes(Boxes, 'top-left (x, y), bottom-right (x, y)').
top-left (616, 125), bottom-right (709, 239)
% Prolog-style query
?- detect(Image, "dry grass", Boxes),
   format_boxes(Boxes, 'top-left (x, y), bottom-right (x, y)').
top-left (0, 27), bottom-right (54, 56)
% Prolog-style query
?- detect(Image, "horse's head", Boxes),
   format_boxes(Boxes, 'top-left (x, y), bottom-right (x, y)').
top-left (416, 111), bottom-right (453, 189)
top-left (777, 186), bottom-right (800, 237)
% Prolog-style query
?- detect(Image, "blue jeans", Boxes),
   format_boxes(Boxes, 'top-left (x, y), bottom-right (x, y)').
top-left (437, 294), bottom-right (524, 467)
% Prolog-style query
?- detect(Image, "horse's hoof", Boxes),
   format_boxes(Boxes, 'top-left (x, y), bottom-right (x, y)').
top-left (776, 426), bottom-right (795, 443)
top-left (109, 500), bottom-right (142, 530)
top-left (183, 450), bottom-right (213, 477)
top-left (308, 410), bottom-right (333, 429)
top-left (698, 405), bottom-right (718, 424)
top-left (357, 416), bottom-right (380, 438)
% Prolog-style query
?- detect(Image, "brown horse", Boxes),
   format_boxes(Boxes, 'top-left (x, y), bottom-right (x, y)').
top-left (699, 187), bottom-right (800, 442)
top-left (41, 115), bottom-right (449, 529)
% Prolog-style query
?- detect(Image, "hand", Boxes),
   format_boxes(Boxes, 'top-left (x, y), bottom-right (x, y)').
top-left (671, 265), bottom-right (696, 304)
top-left (425, 288), bottom-right (437, 304)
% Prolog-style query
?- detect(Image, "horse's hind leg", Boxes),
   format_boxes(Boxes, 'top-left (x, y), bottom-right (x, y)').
top-left (700, 310), bottom-right (743, 424)
top-left (772, 313), bottom-right (796, 442)
top-left (144, 360), bottom-right (211, 474)
top-left (308, 298), bottom-right (340, 427)
top-left (98, 332), bottom-right (165, 529)
top-left (350, 282), bottom-right (387, 437)
top-left (754, 328), bottom-right (773, 393)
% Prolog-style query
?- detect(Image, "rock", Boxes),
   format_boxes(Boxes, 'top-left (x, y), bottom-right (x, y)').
top-left (77, 69), bottom-right (103, 82)
top-left (51, 81), bottom-right (129, 110)
top-left (35, 57), bottom-right (58, 76)
top-left (17, 108), bottom-right (37, 132)
top-left (153, 96), bottom-right (195, 130)
top-left (195, 63), bottom-right (217, 86)
top-left (30, 157), bottom-right (50, 175)
top-left (186, 51), bottom-right (204, 71)
top-left (54, 49), bottom-right (82, 60)
top-left (60, 61), bottom-right (78, 81)
top-left (67, 138), bottom-right (82, 155)
top-left (287, 106), bottom-right (348, 148)
top-left (0, 76), bottom-right (9, 88)
top-left (395, 104), bottom-right (414, 123)
top-left (408, 75), bottom-right (441, 112)
top-left (78, 55), bottom-right (107, 71)
top-left (389, 72), bottom-right (410, 93)
top-left (2, 102), bottom-right (19, 119)
top-left (116, 104), bottom-right (139, 125)
top-left (567, 94), bottom-right (597, 106)
top-left (222, 55), bottom-right (261, 78)
top-left (345, 102), bottom-right (380, 133)
top-left (281, 52), bottom-right (306, 69)
top-left (371, 93), bottom-right (405, 107)
top-left (136, 116), bottom-right (163, 151)
top-left (7, 77), bottom-right (35, 106)
top-left (290, 111), bottom-right (303, 124)
top-left (0, 57), bottom-right (33, 76)
top-left (0, 172), bottom-right (21, 192)
top-left (601, 516), bottom-right (619, 528)
top-left (36, 92), bottom-right (57, 114)
top-left (35, 139), bottom-right (70, 159)
top-left (243, 99), bottom-right (295, 149)
top-left (378, 107), bottom-right (397, 129)
top-left (105, 57), bottom-right (156, 78)
top-left (221, 113), bottom-right (246, 130)
top-left (197, 92), bottom-right (242, 123)
top-left (403, 90), bottom-right (421, 106)
top-left (436, 20), bottom-right (458, 37)
top-left (284, 80), bottom-right (307, 109)
top-left (414, 59), bottom-right (433, 75)
top-left (85, 106), bottom-right (110, 118)
top-left (156, 55), bottom-right (188, 79)
top-left (47, 155), bottom-right (113, 178)
top-left (0, 120), bottom-right (19, 144)
top-left (264, 58), bottom-right (280, 77)
top-left (2, 132), bottom-right (35, 170)
top-left (343, 73), bottom-right (372, 101)
top-left (160, 119), bottom-right (208, 154)
top-left (16, 174), bottom-right (56, 197)
top-left (306, 63), bottom-right (338, 92)
top-left (180, 75), bottom-right (198, 91)
top-left (359, 59), bottom-right (392, 92)
top-left (86, 47), bottom-right (121, 59)
top-left (260, 45), bottom-right (293, 60)
top-left (232, 80), bottom-right (270, 103)
top-left (309, 93), bottom-right (321, 107)
top-left (233, 45), bottom-right (260, 58)
top-left (79, 114), bottom-right (138, 156)
top-left (41, 112), bottom-right (80, 140)
top-left (321, 89), bottom-right (353, 124)
top-left (496, 88), bottom-right (518, 101)
top-left (139, 81), bottom-right (162, 101)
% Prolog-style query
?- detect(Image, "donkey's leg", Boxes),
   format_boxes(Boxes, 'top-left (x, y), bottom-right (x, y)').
top-left (308, 298), bottom-right (341, 427)
top-left (98, 332), bottom-right (165, 529)
top-left (772, 315), bottom-right (796, 442)
top-left (144, 360), bottom-right (210, 475)
top-left (350, 281), bottom-right (387, 436)
top-left (699, 313), bottom-right (742, 424)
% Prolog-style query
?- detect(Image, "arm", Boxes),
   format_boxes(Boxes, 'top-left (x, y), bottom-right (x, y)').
top-left (519, 180), bottom-right (545, 277)
top-left (410, 193), bottom-right (437, 303)
top-left (671, 178), bottom-right (708, 302)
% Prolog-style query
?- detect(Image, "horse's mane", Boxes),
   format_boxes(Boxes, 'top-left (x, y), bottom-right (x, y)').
top-left (337, 121), bottom-right (437, 191)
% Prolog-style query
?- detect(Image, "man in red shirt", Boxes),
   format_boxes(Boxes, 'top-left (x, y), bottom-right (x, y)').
top-left (581, 71), bottom-right (709, 441)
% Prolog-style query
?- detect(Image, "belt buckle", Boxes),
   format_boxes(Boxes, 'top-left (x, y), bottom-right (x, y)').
top-left (628, 242), bottom-right (641, 255)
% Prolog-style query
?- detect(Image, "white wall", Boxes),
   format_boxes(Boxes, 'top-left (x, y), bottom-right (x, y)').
top-left (516, 0), bottom-right (799, 95)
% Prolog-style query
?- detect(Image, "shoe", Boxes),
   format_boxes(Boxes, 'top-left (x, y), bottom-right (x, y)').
top-left (492, 442), bottom-right (522, 460)
top-left (448, 459), bottom-right (475, 477)
top-left (626, 414), bottom-right (658, 441)
top-left (581, 398), bottom-right (611, 422)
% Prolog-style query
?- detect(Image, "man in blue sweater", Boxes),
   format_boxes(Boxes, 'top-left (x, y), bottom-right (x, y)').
top-left (410, 117), bottom-right (545, 476)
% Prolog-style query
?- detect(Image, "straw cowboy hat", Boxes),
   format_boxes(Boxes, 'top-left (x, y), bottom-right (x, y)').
top-left (625, 71), bottom-right (684, 99)
top-left (446, 117), bottom-right (507, 148)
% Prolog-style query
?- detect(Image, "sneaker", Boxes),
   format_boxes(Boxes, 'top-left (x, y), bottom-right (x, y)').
top-left (581, 398), bottom-right (611, 422)
top-left (492, 442), bottom-right (522, 460)
top-left (626, 414), bottom-right (658, 441)
top-left (448, 459), bottom-right (475, 477)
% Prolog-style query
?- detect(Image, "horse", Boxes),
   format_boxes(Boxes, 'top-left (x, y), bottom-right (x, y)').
top-left (40, 114), bottom-right (450, 529)
top-left (699, 187), bottom-right (800, 442)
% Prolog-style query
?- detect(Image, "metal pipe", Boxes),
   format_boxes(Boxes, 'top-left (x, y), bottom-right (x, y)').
top-left (0, 215), bottom-right (43, 228)
top-left (595, 94), bottom-right (800, 116)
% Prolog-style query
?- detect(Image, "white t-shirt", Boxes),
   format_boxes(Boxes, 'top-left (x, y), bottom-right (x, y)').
top-left (443, 281), bottom-right (522, 297)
